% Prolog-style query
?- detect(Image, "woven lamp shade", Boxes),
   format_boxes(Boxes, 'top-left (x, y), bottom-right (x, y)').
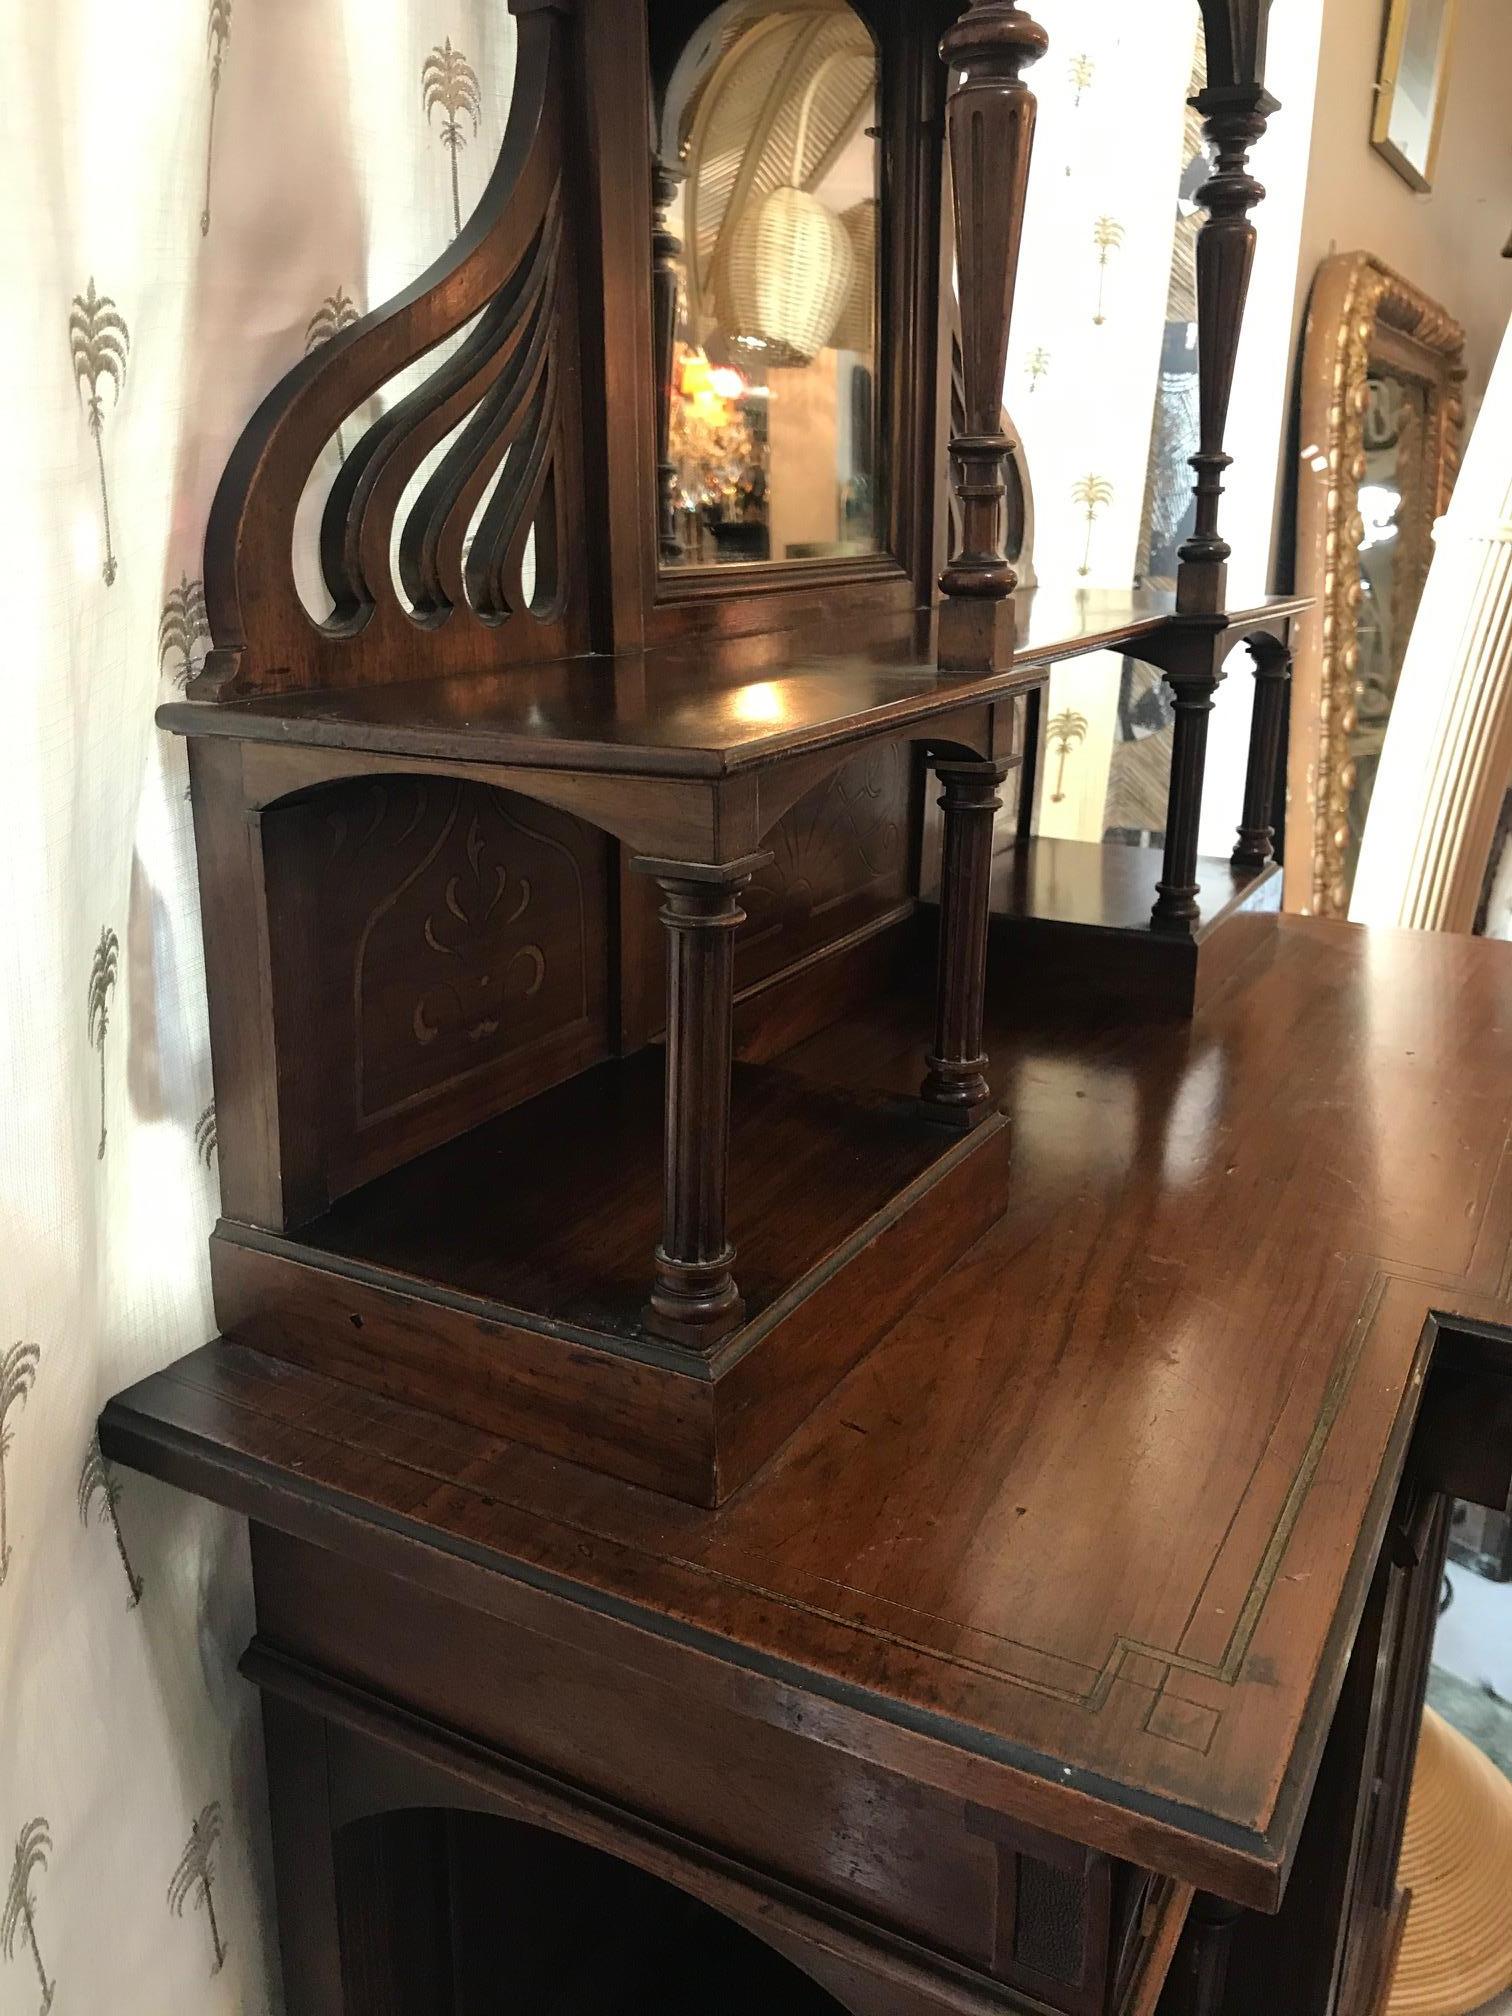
top-left (1388, 1708), bottom-right (1512, 2016)
top-left (830, 198), bottom-right (877, 353)
top-left (727, 185), bottom-right (854, 367)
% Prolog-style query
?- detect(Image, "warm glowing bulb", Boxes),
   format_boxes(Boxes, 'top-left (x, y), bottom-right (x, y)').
top-left (709, 366), bottom-right (746, 401)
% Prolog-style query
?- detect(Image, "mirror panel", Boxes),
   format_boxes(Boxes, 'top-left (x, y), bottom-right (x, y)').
top-left (659, 2), bottom-right (882, 571)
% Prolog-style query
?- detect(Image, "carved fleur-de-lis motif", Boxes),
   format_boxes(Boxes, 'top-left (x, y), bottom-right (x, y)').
top-left (304, 289), bottom-right (363, 461)
top-left (415, 814), bottom-right (543, 1047)
top-left (68, 280), bottom-right (130, 587)
top-left (1068, 53), bottom-right (1095, 106)
top-left (1048, 708), bottom-right (1089, 802)
top-left (1, 1818), bottom-right (54, 2014)
top-left (1092, 216), bottom-right (1126, 326)
top-left (422, 38), bottom-right (482, 240)
top-left (87, 927), bottom-right (120, 1161)
top-left (78, 1434), bottom-right (143, 1608)
top-left (1072, 474), bottom-right (1114, 578)
top-left (0, 1343), bottom-right (40, 1588)
top-left (194, 1102), bottom-right (218, 1168)
top-left (202, 0), bottom-right (232, 234)
top-left (159, 576), bottom-right (210, 689)
top-left (1025, 345), bottom-right (1051, 393)
top-left (168, 1804), bottom-right (227, 1977)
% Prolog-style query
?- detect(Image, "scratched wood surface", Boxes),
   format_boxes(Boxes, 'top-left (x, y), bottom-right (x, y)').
top-left (101, 919), bottom-right (1512, 1907)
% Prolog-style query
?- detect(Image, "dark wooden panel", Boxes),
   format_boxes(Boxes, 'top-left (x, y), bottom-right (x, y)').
top-left (261, 777), bottom-right (612, 1208)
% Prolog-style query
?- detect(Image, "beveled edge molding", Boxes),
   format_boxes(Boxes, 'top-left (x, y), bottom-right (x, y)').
top-left (1287, 251), bottom-right (1466, 918)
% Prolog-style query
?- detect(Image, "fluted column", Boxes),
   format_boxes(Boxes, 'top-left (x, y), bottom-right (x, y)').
top-left (651, 155), bottom-right (685, 566)
top-left (1231, 634), bottom-right (1292, 869)
top-left (922, 760), bottom-right (1010, 1127)
top-left (1153, 660), bottom-right (1224, 931)
top-left (1351, 324), bottom-right (1512, 931)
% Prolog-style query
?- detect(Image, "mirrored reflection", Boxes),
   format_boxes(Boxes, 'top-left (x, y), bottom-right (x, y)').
top-left (660, 2), bottom-right (881, 569)
top-left (1348, 370), bottom-right (1430, 888)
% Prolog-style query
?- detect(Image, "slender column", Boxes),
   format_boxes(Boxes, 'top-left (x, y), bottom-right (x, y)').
top-left (1152, 662), bottom-right (1223, 932)
top-left (634, 855), bottom-right (769, 1348)
top-left (936, 2), bottom-right (1047, 672)
top-left (1177, 0), bottom-right (1279, 616)
top-left (1231, 636), bottom-right (1292, 869)
top-left (923, 761), bottom-right (1009, 1127)
top-left (651, 155), bottom-right (685, 567)
top-left (1161, 1893), bottom-right (1244, 2016)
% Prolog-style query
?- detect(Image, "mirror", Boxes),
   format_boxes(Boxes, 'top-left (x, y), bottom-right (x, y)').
top-left (657, 1), bottom-right (882, 571)
top-left (1287, 253), bottom-right (1465, 917)
top-left (1372, 0), bottom-right (1460, 193)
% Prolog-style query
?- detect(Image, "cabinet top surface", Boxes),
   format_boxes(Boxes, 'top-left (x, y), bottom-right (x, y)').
top-left (159, 589), bottom-right (1305, 778)
top-left (101, 915), bottom-right (1502, 1907)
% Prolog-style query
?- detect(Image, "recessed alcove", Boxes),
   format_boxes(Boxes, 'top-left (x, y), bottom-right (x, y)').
top-left (335, 1808), bottom-right (850, 2015)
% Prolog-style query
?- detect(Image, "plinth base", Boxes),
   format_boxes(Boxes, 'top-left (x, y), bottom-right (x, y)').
top-left (209, 1043), bottom-right (1012, 1506)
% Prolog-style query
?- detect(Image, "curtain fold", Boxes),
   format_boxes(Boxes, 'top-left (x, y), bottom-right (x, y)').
top-left (0, 6), bottom-right (513, 2008)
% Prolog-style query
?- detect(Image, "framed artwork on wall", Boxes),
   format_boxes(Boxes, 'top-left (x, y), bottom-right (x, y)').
top-left (1372, 0), bottom-right (1460, 192)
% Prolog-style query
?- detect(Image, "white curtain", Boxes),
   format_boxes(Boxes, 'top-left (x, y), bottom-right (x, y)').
top-left (0, 4), bottom-right (514, 2009)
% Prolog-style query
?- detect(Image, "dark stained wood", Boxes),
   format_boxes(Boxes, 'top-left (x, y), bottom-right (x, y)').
top-left (205, 1041), bottom-right (1015, 1502)
top-left (1153, 654), bottom-right (1224, 932)
top-left (988, 838), bottom-right (1281, 1019)
top-left (922, 761), bottom-right (1010, 1125)
top-left (937, 1), bottom-right (1048, 671)
top-left (637, 858), bottom-right (762, 1345)
top-left (1231, 636), bottom-right (1291, 870)
top-left (650, 154), bottom-right (683, 569)
top-left (1177, 1), bottom-right (1279, 617)
top-left (102, 921), bottom-right (1512, 1921)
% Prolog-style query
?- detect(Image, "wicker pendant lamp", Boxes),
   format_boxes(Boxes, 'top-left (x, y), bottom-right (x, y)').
top-left (677, 4), bottom-right (875, 364)
top-left (830, 197), bottom-right (877, 353)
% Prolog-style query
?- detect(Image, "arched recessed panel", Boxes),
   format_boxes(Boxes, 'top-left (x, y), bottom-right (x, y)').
top-left (335, 1806), bottom-right (854, 2015)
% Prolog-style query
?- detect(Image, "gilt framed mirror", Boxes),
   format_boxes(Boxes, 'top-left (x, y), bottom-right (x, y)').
top-left (1286, 252), bottom-right (1465, 917)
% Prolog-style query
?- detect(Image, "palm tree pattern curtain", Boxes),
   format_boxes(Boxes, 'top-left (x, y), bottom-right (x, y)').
top-left (0, 5), bottom-right (516, 2009)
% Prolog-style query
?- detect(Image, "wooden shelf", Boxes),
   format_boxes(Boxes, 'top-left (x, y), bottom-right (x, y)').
top-left (208, 1036), bottom-right (1013, 1504)
top-left (159, 590), bottom-right (1307, 782)
top-left (988, 837), bottom-right (1283, 1016)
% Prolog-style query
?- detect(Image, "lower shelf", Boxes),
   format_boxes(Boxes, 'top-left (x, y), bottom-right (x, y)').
top-left (989, 837), bottom-right (1282, 1017)
top-left (211, 1041), bottom-right (1012, 1506)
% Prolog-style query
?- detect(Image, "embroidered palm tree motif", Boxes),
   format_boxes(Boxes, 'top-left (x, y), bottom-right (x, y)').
top-left (304, 289), bottom-right (363, 460)
top-left (159, 576), bottom-right (211, 689)
top-left (422, 39), bottom-right (482, 239)
top-left (1, 1819), bottom-right (54, 2015)
top-left (168, 1805), bottom-right (227, 1976)
top-left (194, 1102), bottom-right (218, 1167)
top-left (1092, 217), bottom-right (1125, 326)
top-left (87, 927), bottom-right (120, 1161)
top-left (69, 280), bottom-right (130, 587)
top-left (202, 0), bottom-right (232, 235)
top-left (0, 1343), bottom-right (40, 1587)
top-left (1068, 53), bottom-right (1095, 106)
top-left (78, 1434), bottom-right (143, 1608)
top-left (1048, 709), bottom-right (1089, 802)
top-left (1026, 346), bottom-right (1051, 393)
top-left (1072, 474), bottom-right (1114, 578)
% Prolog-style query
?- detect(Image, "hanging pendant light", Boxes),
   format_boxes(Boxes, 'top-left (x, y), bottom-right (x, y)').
top-left (725, 51), bottom-right (856, 369)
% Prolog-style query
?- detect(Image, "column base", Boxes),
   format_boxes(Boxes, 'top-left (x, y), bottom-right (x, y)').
top-left (644, 1248), bottom-right (745, 1350)
top-left (938, 594), bottom-right (1017, 673)
top-left (919, 1055), bottom-right (996, 1130)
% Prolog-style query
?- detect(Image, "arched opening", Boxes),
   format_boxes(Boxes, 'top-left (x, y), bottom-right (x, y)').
top-left (334, 1806), bottom-right (852, 2015)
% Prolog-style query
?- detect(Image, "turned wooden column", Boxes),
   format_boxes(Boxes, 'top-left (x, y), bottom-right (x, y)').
top-left (1160, 1893), bottom-right (1244, 2015)
top-left (635, 855), bottom-right (769, 1347)
top-left (651, 155), bottom-right (685, 567)
top-left (923, 761), bottom-right (1009, 1127)
top-left (1177, 0), bottom-right (1278, 617)
top-left (1152, 657), bottom-right (1224, 932)
top-left (937, 2), bottom-right (1047, 672)
top-left (1231, 634), bottom-right (1292, 869)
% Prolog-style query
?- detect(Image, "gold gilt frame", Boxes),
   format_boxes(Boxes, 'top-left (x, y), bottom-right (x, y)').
top-left (1286, 252), bottom-right (1465, 918)
top-left (1372, 0), bottom-right (1460, 193)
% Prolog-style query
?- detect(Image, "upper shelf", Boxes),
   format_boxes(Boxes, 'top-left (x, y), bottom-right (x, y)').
top-left (159, 588), bottom-right (1307, 782)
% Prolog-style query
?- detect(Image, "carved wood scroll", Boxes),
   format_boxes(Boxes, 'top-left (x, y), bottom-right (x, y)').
top-left (199, 4), bottom-right (586, 702)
